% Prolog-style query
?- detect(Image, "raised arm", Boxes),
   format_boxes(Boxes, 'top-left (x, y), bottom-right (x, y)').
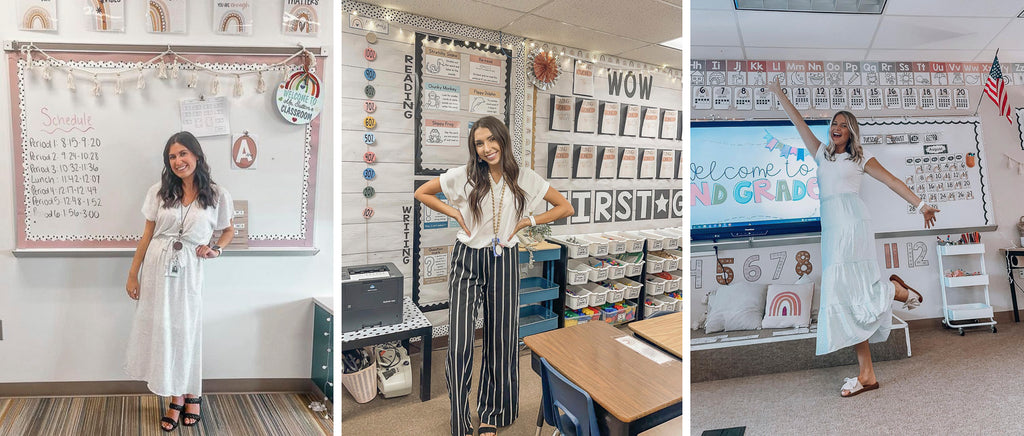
top-left (768, 80), bottom-right (822, 157)
top-left (414, 177), bottom-right (471, 236)
top-left (864, 158), bottom-right (940, 229)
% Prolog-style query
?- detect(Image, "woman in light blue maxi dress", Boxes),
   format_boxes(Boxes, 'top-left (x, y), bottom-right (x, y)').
top-left (770, 81), bottom-right (939, 397)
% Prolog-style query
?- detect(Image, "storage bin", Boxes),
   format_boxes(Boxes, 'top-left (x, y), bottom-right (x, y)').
top-left (664, 272), bottom-right (681, 292)
top-left (605, 286), bottom-right (624, 303)
top-left (580, 283), bottom-right (609, 306)
top-left (519, 277), bottom-right (559, 305)
top-left (645, 275), bottom-right (667, 295)
top-left (565, 259), bottom-right (593, 285)
top-left (519, 304), bottom-right (558, 337)
top-left (646, 255), bottom-right (666, 274)
top-left (643, 298), bottom-right (667, 318)
top-left (654, 294), bottom-right (682, 312)
top-left (598, 233), bottom-right (628, 254)
top-left (620, 300), bottom-right (638, 322)
top-left (611, 232), bottom-right (646, 252)
top-left (595, 257), bottom-right (626, 279)
top-left (599, 304), bottom-right (623, 323)
top-left (551, 235), bottom-right (590, 259)
top-left (614, 278), bottom-right (643, 299)
top-left (638, 231), bottom-right (667, 251)
top-left (653, 229), bottom-right (680, 249)
top-left (342, 349), bottom-right (378, 404)
top-left (578, 235), bottom-right (610, 257)
top-left (564, 286), bottom-right (590, 310)
top-left (583, 257), bottom-right (610, 281)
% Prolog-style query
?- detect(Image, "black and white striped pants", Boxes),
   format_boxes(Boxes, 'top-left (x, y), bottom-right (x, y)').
top-left (446, 241), bottom-right (520, 436)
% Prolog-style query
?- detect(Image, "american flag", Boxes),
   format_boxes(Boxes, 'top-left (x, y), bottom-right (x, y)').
top-left (985, 54), bottom-right (1011, 123)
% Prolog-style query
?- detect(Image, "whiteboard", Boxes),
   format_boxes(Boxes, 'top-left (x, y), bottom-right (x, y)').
top-left (859, 116), bottom-right (994, 235)
top-left (8, 50), bottom-right (324, 250)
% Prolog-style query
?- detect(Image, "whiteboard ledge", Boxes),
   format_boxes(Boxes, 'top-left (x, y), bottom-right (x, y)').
top-left (691, 225), bottom-right (999, 253)
top-left (12, 247), bottom-right (320, 258)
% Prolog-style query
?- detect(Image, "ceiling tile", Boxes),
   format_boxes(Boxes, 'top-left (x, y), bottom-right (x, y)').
top-left (872, 16), bottom-right (1008, 50)
top-left (616, 44), bottom-right (684, 69)
top-left (532, 0), bottom-right (682, 43)
top-left (359, 0), bottom-right (524, 30)
top-left (972, 49), bottom-right (1024, 63)
top-left (736, 10), bottom-right (880, 48)
top-left (983, 19), bottom-right (1024, 51)
top-left (691, 45), bottom-right (746, 59)
top-left (503, 14), bottom-right (649, 54)
top-left (692, 9), bottom-right (741, 46)
top-left (476, 0), bottom-right (551, 13)
top-left (865, 49), bottom-right (985, 62)
top-left (743, 47), bottom-right (869, 61)
top-left (884, 0), bottom-right (1023, 18)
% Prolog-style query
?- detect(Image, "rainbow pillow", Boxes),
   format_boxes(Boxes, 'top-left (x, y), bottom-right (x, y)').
top-left (761, 282), bottom-right (814, 329)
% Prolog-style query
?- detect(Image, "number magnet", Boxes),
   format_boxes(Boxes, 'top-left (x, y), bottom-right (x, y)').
top-left (363, 116), bottom-right (377, 129)
top-left (362, 207), bottom-right (375, 219)
top-left (365, 32), bottom-right (378, 44)
top-left (363, 132), bottom-right (376, 145)
top-left (364, 101), bottom-right (377, 113)
top-left (363, 151), bottom-right (377, 164)
top-left (364, 68), bottom-right (376, 81)
top-left (363, 167), bottom-right (376, 180)
top-left (364, 47), bottom-right (377, 62)
top-left (363, 186), bottom-right (376, 198)
top-left (364, 85), bottom-right (376, 98)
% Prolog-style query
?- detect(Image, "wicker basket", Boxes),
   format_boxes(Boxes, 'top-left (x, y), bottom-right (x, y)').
top-left (342, 350), bottom-right (378, 403)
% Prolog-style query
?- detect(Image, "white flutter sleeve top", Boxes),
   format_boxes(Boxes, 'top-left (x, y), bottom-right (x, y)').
top-left (439, 165), bottom-right (550, 249)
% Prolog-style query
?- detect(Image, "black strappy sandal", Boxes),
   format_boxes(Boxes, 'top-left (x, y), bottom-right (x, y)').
top-left (182, 396), bottom-right (203, 426)
top-left (478, 425), bottom-right (497, 436)
top-left (161, 402), bottom-right (184, 432)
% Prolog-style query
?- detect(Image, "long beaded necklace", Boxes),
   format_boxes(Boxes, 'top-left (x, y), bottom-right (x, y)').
top-left (489, 174), bottom-right (505, 257)
top-left (173, 191), bottom-right (195, 251)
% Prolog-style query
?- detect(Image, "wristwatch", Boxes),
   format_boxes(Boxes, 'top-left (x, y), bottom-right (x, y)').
top-left (210, 244), bottom-right (222, 256)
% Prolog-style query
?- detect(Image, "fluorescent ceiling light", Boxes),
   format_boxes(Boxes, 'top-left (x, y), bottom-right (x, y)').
top-left (659, 36), bottom-right (684, 51)
top-left (735, 0), bottom-right (886, 14)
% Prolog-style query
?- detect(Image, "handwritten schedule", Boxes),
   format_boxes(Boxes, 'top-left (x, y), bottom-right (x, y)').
top-left (23, 134), bottom-right (105, 225)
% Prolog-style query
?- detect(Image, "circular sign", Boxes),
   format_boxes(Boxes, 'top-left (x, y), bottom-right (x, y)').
top-left (366, 32), bottom-right (378, 44)
top-left (363, 151), bottom-right (377, 164)
top-left (364, 100), bottom-right (377, 113)
top-left (362, 207), bottom-right (375, 219)
top-left (363, 116), bottom-right (377, 129)
top-left (364, 47), bottom-right (377, 62)
top-left (363, 186), bottom-right (376, 198)
top-left (364, 85), bottom-right (376, 98)
top-left (364, 68), bottom-right (376, 81)
top-left (275, 71), bottom-right (323, 125)
top-left (363, 168), bottom-right (376, 180)
top-left (231, 134), bottom-right (257, 169)
top-left (363, 132), bottom-right (376, 145)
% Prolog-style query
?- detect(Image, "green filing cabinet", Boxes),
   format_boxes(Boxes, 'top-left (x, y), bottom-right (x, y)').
top-left (312, 300), bottom-right (333, 401)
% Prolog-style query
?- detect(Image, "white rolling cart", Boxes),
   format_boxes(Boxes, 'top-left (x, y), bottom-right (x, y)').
top-left (937, 243), bottom-right (996, 335)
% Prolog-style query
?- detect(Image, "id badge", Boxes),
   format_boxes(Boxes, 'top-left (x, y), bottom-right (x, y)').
top-left (166, 256), bottom-right (182, 277)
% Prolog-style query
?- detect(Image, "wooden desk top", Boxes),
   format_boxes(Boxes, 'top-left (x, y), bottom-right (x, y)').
top-left (523, 322), bottom-right (683, 423)
top-left (628, 313), bottom-right (683, 358)
top-left (519, 241), bottom-right (560, 251)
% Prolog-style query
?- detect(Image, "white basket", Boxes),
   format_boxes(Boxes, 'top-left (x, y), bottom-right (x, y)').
top-left (664, 273), bottom-right (681, 292)
top-left (605, 287), bottom-right (624, 303)
top-left (615, 278), bottom-right (643, 299)
top-left (646, 255), bottom-right (666, 274)
top-left (579, 235), bottom-right (610, 257)
top-left (342, 350), bottom-right (378, 404)
top-left (643, 299), bottom-right (667, 317)
top-left (552, 236), bottom-right (590, 259)
top-left (580, 283), bottom-right (608, 306)
top-left (638, 231), bottom-right (666, 251)
top-left (646, 276), bottom-right (667, 295)
top-left (654, 294), bottom-right (682, 312)
top-left (663, 249), bottom-right (683, 271)
top-left (623, 260), bottom-right (645, 277)
top-left (596, 258), bottom-right (626, 279)
top-left (611, 232), bottom-right (646, 252)
top-left (599, 234), bottom-right (628, 254)
top-left (584, 257), bottom-right (610, 281)
top-left (564, 286), bottom-right (591, 310)
top-left (653, 230), bottom-right (680, 249)
top-left (566, 259), bottom-right (593, 285)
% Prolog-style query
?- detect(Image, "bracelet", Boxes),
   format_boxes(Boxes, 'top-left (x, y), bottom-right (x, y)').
top-left (915, 200), bottom-right (927, 214)
top-left (529, 215), bottom-right (537, 226)
top-left (210, 244), bottom-right (222, 256)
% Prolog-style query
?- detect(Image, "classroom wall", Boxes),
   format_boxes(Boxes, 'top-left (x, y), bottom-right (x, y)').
top-left (691, 65), bottom-right (1024, 322)
top-left (0, 5), bottom-right (333, 383)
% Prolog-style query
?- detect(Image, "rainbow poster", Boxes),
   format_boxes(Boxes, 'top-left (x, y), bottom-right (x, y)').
top-left (146, 0), bottom-right (187, 34)
top-left (214, 1), bottom-right (254, 36)
top-left (276, 71), bottom-right (323, 124)
top-left (86, 0), bottom-right (125, 32)
top-left (18, 0), bottom-right (57, 32)
top-left (282, 0), bottom-right (320, 36)
top-left (768, 291), bottom-right (801, 317)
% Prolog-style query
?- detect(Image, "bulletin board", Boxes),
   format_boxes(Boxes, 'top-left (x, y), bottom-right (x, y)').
top-left (8, 44), bottom-right (325, 251)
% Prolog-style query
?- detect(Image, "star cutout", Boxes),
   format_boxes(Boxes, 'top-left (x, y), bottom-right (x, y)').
top-left (655, 196), bottom-right (669, 212)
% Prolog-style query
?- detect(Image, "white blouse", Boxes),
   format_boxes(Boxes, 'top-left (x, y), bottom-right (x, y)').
top-left (440, 165), bottom-right (550, 249)
top-left (815, 145), bottom-right (876, 197)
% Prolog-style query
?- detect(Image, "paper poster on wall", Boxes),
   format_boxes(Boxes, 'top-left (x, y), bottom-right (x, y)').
top-left (638, 148), bottom-right (658, 179)
top-left (575, 98), bottom-right (598, 133)
top-left (213, 1), bottom-right (254, 35)
top-left (573, 60), bottom-right (595, 96)
top-left (618, 148), bottom-right (638, 179)
top-left (423, 82), bottom-right (461, 112)
top-left (920, 88), bottom-right (936, 110)
top-left (85, 0), bottom-right (124, 32)
top-left (422, 246), bottom-right (452, 285)
top-left (713, 86), bottom-right (731, 110)
top-left (423, 193), bottom-right (453, 229)
top-left (550, 95), bottom-right (574, 132)
top-left (753, 87), bottom-right (773, 110)
top-left (423, 47), bottom-right (461, 79)
top-left (180, 97), bottom-right (230, 137)
top-left (693, 86), bottom-right (712, 110)
top-left (639, 107), bottom-right (659, 138)
top-left (734, 87), bottom-right (752, 110)
top-left (937, 88), bottom-right (952, 110)
top-left (658, 149), bottom-right (675, 179)
top-left (469, 55), bottom-right (501, 84)
top-left (230, 131), bottom-right (258, 169)
top-left (867, 88), bottom-right (883, 110)
top-left (954, 88), bottom-right (970, 110)
top-left (469, 88), bottom-right (500, 115)
top-left (791, 87), bottom-right (810, 110)
top-left (572, 145), bottom-right (597, 179)
top-left (18, 0), bottom-right (57, 31)
top-left (282, 0), bottom-right (320, 36)
top-left (598, 101), bottom-right (619, 135)
top-left (620, 104), bottom-right (641, 136)
top-left (423, 119), bottom-right (460, 147)
top-left (146, 0), bottom-right (187, 33)
top-left (675, 150), bottom-right (683, 179)
top-left (597, 146), bottom-right (617, 179)
top-left (547, 143), bottom-right (572, 179)
top-left (660, 109), bottom-right (678, 139)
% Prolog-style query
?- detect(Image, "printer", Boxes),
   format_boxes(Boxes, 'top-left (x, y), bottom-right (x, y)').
top-left (342, 262), bottom-right (404, 333)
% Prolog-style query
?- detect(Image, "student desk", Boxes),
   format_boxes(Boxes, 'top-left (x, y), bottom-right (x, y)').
top-left (523, 322), bottom-right (683, 436)
top-left (1002, 248), bottom-right (1024, 322)
top-left (340, 297), bottom-right (433, 401)
top-left (628, 312), bottom-right (683, 358)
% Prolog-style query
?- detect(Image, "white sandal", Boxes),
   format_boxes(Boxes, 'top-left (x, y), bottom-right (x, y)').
top-left (840, 377), bottom-right (879, 397)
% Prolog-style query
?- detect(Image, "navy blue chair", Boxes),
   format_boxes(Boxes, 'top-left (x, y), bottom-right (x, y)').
top-left (538, 357), bottom-right (601, 436)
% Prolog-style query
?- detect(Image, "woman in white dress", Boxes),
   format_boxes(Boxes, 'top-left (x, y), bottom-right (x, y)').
top-left (124, 131), bottom-right (234, 431)
top-left (414, 116), bottom-right (574, 436)
top-left (769, 81), bottom-right (939, 397)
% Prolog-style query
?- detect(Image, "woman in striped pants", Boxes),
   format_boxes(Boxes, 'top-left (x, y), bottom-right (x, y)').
top-left (415, 116), bottom-right (574, 436)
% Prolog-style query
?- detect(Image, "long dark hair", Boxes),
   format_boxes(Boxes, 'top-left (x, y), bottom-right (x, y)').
top-left (465, 116), bottom-right (526, 222)
top-left (158, 131), bottom-right (217, 208)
